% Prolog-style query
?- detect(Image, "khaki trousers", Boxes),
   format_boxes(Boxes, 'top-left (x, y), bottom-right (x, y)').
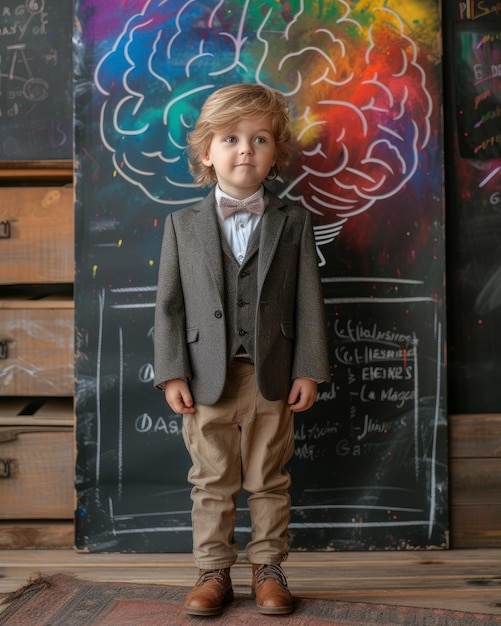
top-left (182, 361), bottom-right (295, 570)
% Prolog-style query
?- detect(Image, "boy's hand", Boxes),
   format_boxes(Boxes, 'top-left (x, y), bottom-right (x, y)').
top-left (288, 378), bottom-right (318, 412)
top-left (163, 378), bottom-right (196, 414)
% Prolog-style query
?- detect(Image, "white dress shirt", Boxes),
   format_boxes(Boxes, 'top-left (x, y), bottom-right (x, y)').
top-left (215, 185), bottom-right (263, 265)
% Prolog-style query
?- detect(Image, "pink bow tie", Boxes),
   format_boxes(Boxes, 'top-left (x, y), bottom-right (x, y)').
top-left (219, 195), bottom-right (265, 219)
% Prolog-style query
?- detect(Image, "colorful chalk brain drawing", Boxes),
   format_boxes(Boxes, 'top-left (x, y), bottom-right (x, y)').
top-left (95, 0), bottom-right (434, 264)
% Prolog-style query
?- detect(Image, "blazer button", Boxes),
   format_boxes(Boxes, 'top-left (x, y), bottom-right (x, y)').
top-left (215, 310), bottom-right (223, 318)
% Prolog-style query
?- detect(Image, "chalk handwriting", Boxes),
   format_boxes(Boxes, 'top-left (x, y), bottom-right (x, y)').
top-left (460, 1), bottom-right (501, 20)
top-left (135, 413), bottom-right (183, 436)
top-left (316, 382), bottom-right (337, 401)
top-left (358, 414), bottom-right (388, 441)
top-left (295, 420), bottom-right (340, 442)
top-left (333, 318), bottom-right (417, 347)
top-left (361, 366), bottom-right (413, 381)
top-left (294, 443), bottom-right (316, 461)
top-left (138, 363), bottom-right (154, 384)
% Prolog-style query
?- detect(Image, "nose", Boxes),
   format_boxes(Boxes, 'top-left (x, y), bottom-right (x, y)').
top-left (239, 140), bottom-right (254, 154)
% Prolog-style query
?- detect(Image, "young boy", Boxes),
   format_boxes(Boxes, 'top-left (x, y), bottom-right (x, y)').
top-left (154, 83), bottom-right (330, 616)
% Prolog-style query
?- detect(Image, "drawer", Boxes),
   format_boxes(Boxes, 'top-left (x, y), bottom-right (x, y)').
top-left (0, 186), bottom-right (74, 284)
top-left (0, 396), bottom-right (74, 426)
top-left (0, 427), bottom-right (74, 519)
top-left (0, 296), bottom-right (74, 396)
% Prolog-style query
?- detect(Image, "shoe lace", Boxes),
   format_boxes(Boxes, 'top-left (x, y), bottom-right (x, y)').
top-left (255, 564), bottom-right (289, 587)
top-left (197, 569), bottom-right (228, 586)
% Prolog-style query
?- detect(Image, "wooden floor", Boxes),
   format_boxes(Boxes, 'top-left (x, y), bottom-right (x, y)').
top-left (1, 549), bottom-right (501, 617)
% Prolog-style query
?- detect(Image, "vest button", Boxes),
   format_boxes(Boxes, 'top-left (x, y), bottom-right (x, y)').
top-left (238, 329), bottom-right (246, 336)
top-left (238, 300), bottom-right (246, 307)
top-left (214, 310), bottom-right (223, 318)
top-left (240, 271), bottom-right (248, 277)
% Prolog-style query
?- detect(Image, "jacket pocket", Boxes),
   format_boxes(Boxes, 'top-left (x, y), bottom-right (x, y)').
top-left (186, 328), bottom-right (199, 344)
top-left (280, 321), bottom-right (294, 339)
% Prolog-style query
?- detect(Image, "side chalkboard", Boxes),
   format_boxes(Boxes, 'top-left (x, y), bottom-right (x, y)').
top-left (443, 1), bottom-right (501, 413)
top-left (0, 0), bottom-right (73, 161)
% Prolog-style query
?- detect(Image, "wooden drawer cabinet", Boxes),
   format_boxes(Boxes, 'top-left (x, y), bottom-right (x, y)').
top-left (0, 186), bottom-right (74, 284)
top-left (0, 398), bottom-right (74, 521)
top-left (0, 174), bottom-right (74, 548)
top-left (0, 295), bottom-right (74, 396)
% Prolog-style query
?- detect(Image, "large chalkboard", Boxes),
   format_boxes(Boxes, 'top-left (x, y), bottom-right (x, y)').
top-left (0, 0), bottom-right (73, 161)
top-left (74, 0), bottom-right (447, 552)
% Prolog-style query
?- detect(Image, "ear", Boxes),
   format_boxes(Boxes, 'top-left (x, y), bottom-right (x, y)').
top-left (200, 150), bottom-right (212, 167)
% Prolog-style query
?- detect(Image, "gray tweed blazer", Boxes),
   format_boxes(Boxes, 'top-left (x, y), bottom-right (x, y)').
top-left (154, 187), bottom-right (330, 405)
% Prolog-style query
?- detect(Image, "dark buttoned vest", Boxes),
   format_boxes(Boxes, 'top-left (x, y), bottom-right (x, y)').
top-left (220, 221), bottom-right (262, 362)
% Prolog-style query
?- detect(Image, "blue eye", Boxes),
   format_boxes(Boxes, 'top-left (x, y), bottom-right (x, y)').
top-left (255, 137), bottom-right (267, 143)
top-left (225, 136), bottom-right (237, 143)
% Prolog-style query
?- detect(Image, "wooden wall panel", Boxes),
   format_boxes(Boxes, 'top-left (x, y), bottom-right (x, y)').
top-left (449, 414), bottom-right (501, 549)
top-left (449, 414), bottom-right (501, 458)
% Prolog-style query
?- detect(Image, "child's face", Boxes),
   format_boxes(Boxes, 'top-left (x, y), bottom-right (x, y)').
top-left (201, 116), bottom-right (276, 199)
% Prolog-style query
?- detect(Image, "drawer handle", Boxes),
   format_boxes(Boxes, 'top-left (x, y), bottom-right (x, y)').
top-left (0, 459), bottom-right (11, 478)
top-left (0, 221), bottom-right (10, 239)
top-left (0, 340), bottom-right (8, 359)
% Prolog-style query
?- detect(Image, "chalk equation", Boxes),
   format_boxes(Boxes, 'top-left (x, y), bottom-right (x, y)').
top-left (0, 0), bottom-right (72, 159)
top-left (454, 22), bottom-right (501, 159)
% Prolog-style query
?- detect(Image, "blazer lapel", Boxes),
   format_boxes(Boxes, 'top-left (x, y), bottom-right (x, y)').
top-left (193, 189), bottom-right (225, 301)
top-left (258, 192), bottom-right (287, 292)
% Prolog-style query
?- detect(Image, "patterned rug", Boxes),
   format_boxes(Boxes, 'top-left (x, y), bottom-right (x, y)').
top-left (1, 574), bottom-right (500, 625)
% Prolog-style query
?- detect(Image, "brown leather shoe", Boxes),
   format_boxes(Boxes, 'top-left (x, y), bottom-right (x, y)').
top-left (252, 564), bottom-right (294, 615)
top-left (184, 568), bottom-right (233, 616)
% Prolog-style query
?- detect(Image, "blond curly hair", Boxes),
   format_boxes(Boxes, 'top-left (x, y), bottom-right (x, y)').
top-left (187, 84), bottom-right (291, 188)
